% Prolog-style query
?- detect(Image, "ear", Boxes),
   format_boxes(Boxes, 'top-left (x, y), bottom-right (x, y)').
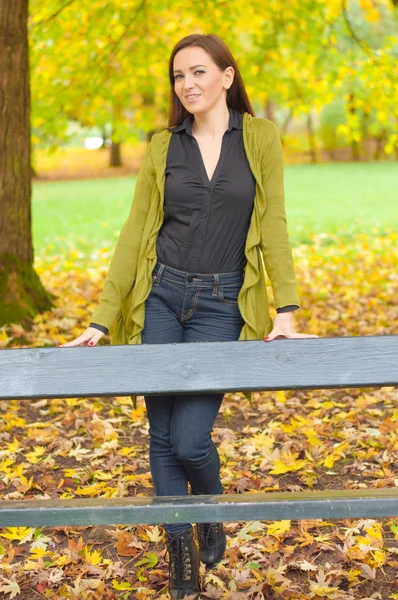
top-left (224, 66), bottom-right (234, 89)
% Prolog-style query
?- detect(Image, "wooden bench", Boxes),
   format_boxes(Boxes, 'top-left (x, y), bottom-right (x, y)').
top-left (0, 335), bottom-right (397, 527)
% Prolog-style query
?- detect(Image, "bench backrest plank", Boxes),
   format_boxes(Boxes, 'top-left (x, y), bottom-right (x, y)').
top-left (1, 336), bottom-right (398, 400)
top-left (0, 489), bottom-right (397, 527)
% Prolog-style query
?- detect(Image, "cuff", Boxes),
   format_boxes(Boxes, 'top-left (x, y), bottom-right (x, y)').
top-left (276, 305), bottom-right (299, 314)
top-left (89, 322), bottom-right (109, 334)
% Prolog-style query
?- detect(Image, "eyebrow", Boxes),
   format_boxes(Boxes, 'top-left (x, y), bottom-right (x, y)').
top-left (173, 64), bottom-right (207, 74)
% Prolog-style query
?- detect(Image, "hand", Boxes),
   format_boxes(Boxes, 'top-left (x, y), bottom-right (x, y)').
top-left (264, 312), bottom-right (318, 342)
top-left (59, 326), bottom-right (106, 347)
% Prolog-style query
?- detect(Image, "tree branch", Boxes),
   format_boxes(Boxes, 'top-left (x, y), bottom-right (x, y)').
top-left (103, 0), bottom-right (147, 61)
top-left (341, 0), bottom-right (375, 59)
top-left (31, 0), bottom-right (78, 27)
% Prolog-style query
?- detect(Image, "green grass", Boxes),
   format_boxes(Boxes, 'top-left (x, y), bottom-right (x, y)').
top-left (285, 162), bottom-right (397, 244)
top-left (32, 162), bottom-right (398, 260)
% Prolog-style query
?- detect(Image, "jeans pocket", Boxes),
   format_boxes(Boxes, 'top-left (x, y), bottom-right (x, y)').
top-left (218, 285), bottom-right (240, 306)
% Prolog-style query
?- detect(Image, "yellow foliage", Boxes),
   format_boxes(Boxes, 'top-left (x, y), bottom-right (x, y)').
top-left (25, 446), bottom-right (47, 464)
top-left (111, 580), bottom-right (132, 590)
top-left (0, 528), bottom-right (34, 544)
top-left (0, 230), bottom-right (397, 595)
top-left (266, 520), bottom-right (291, 538)
top-left (84, 547), bottom-right (103, 566)
top-left (270, 451), bottom-right (307, 474)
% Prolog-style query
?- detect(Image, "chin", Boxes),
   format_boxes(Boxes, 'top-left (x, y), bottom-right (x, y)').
top-left (186, 106), bottom-right (206, 114)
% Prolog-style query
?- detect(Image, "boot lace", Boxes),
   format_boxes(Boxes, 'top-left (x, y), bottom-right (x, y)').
top-left (198, 522), bottom-right (219, 547)
top-left (166, 531), bottom-right (193, 584)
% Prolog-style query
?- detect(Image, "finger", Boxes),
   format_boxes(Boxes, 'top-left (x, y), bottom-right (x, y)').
top-left (61, 334), bottom-right (91, 348)
top-left (265, 332), bottom-right (318, 342)
top-left (264, 330), bottom-right (283, 341)
top-left (87, 333), bottom-right (104, 346)
top-left (288, 333), bottom-right (319, 338)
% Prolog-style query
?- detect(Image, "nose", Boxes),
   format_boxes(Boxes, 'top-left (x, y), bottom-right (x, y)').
top-left (183, 75), bottom-right (195, 90)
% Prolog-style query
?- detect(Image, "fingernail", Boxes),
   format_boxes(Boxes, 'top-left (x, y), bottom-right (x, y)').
top-left (88, 342), bottom-right (94, 346)
top-left (264, 336), bottom-right (269, 341)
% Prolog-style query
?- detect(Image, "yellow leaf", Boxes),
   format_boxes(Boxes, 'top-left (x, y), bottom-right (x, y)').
top-left (304, 429), bottom-right (322, 446)
top-left (365, 521), bottom-right (383, 539)
top-left (0, 527), bottom-right (34, 543)
top-left (6, 438), bottom-right (20, 453)
top-left (75, 482), bottom-right (107, 496)
top-left (111, 580), bottom-right (132, 590)
top-left (30, 547), bottom-right (47, 559)
top-left (310, 584), bottom-right (340, 596)
top-left (269, 451), bottom-right (306, 474)
top-left (25, 446), bottom-right (46, 464)
top-left (0, 459), bottom-right (15, 475)
top-left (84, 547), bottom-right (103, 566)
top-left (266, 520), bottom-right (291, 538)
top-left (204, 572), bottom-right (226, 588)
top-left (15, 475), bottom-right (33, 494)
top-left (23, 559), bottom-right (45, 571)
top-left (118, 447), bottom-right (136, 457)
top-left (63, 469), bottom-right (79, 478)
top-left (370, 549), bottom-right (386, 567)
top-left (274, 391), bottom-right (287, 403)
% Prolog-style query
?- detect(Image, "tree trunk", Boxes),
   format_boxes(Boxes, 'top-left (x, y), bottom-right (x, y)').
top-left (0, 0), bottom-right (53, 328)
top-left (361, 109), bottom-right (370, 161)
top-left (306, 110), bottom-right (318, 164)
top-left (109, 141), bottom-right (122, 167)
top-left (347, 92), bottom-right (361, 161)
top-left (264, 99), bottom-right (275, 122)
top-left (373, 131), bottom-right (386, 161)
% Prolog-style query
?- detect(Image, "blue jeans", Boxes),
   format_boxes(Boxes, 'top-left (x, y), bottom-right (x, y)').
top-left (142, 261), bottom-right (245, 534)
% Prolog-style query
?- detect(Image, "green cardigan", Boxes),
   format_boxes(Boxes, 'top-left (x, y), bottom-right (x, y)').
top-left (91, 112), bottom-right (300, 405)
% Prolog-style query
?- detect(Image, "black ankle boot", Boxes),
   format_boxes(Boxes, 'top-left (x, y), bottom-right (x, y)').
top-left (165, 527), bottom-right (200, 599)
top-left (197, 522), bottom-right (226, 569)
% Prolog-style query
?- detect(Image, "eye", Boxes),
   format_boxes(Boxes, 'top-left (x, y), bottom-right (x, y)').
top-left (174, 70), bottom-right (205, 81)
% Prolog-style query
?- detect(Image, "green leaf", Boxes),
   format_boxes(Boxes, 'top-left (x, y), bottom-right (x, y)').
top-left (134, 552), bottom-right (158, 568)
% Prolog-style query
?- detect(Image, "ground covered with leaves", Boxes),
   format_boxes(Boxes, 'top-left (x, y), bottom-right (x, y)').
top-left (0, 233), bottom-right (397, 599)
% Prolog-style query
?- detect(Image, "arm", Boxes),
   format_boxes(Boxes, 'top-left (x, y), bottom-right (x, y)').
top-left (89, 143), bottom-right (156, 331)
top-left (259, 121), bottom-right (300, 310)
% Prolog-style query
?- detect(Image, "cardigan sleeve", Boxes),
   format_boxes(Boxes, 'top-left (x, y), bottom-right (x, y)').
top-left (259, 121), bottom-right (300, 310)
top-left (89, 143), bottom-right (156, 331)
top-left (89, 322), bottom-right (109, 334)
top-left (276, 305), bottom-right (299, 313)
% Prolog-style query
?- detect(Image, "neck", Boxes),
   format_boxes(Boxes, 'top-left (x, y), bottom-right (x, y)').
top-left (191, 104), bottom-right (230, 138)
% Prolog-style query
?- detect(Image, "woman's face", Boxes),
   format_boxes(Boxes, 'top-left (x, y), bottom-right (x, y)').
top-left (172, 46), bottom-right (233, 115)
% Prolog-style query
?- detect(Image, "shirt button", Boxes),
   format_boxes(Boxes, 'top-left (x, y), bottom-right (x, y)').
top-left (194, 256), bottom-right (198, 261)
top-left (202, 212), bottom-right (208, 217)
top-left (207, 187), bottom-right (211, 192)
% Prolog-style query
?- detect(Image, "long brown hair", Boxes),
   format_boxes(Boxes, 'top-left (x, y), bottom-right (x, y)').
top-left (167, 34), bottom-right (255, 128)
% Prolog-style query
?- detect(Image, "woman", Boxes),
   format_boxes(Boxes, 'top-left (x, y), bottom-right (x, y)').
top-left (61, 33), bottom-right (317, 600)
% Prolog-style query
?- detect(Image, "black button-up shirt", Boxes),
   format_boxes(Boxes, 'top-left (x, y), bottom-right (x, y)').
top-left (157, 107), bottom-right (255, 273)
top-left (90, 108), bottom-right (297, 334)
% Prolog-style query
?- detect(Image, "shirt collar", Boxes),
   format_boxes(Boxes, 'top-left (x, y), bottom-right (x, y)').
top-left (167, 107), bottom-right (243, 135)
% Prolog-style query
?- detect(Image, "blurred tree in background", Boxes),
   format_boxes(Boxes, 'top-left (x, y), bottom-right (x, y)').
top-left (29, 0), bottom-right (398, 166)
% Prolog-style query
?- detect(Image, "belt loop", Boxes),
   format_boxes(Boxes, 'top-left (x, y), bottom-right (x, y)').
top-left (153, 263), bottom-right (165, 286)
top-left (212, 273), bottom-right (219, 297)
